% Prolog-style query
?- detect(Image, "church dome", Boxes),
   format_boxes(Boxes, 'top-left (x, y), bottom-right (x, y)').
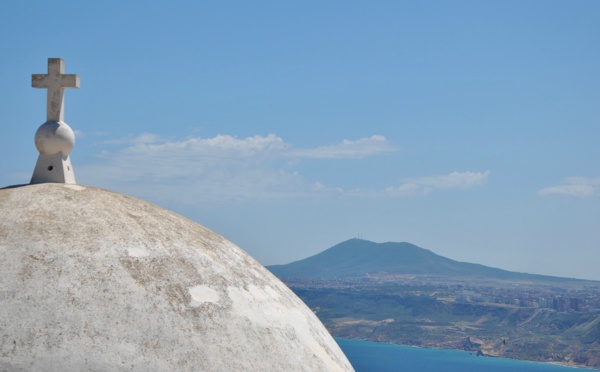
top-left (0, 184), bottom-right (353, 371)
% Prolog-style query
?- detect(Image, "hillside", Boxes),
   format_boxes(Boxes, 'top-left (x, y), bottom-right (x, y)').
top-left (267, 239), bottom-right (580, 283)
top-left (292, 285), bottom-right (600, 369)
top-left (267, 239), bottom-right (600, 369)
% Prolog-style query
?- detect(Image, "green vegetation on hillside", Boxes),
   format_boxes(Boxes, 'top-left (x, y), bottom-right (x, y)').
top-left (289, 283), bottom-right (600, 369)
top-left (269, 239), bottom-right (600, 369)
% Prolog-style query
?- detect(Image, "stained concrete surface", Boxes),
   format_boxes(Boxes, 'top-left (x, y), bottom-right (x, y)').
top-left (0, 184), bottom-right (353, 371)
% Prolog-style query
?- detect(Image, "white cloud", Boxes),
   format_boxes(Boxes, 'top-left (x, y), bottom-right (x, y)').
top-left (124, 134), bottom-right (288, 159)
top-left (385, 183), bottom-right (421, 197)
top-left (77, 133), bottom-right (394, 204)
top-left (289, 135), bottom-right (395, 159)
top-left (77, 132), bottom-right (488, 204)
top-left (406, 171), bottom-right (491, 189)
top-left (538, 177), bottom-right (600, 198)
top-left (103, 132), bottom-right (166, 145)
top-left (386, 171), bottom-right (491, 196)
top-left (73, 130), bottom-right (107, 139)
top-left (105, 133), bottom-right (393, 160)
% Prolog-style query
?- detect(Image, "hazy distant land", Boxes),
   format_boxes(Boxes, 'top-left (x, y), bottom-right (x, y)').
top-left (267, 239), bottom-right (600, 369)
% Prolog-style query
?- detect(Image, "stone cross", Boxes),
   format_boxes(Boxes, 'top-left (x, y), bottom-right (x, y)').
top-left (32, 58), bottom-right (80, 122)
top-left (30, 58), bottom-right (79, 185)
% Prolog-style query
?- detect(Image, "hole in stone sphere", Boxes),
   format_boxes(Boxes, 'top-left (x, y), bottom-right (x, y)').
top-left (47, 166), bottom-right (53, 171)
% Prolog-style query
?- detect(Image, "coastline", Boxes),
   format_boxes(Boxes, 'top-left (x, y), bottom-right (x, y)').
top-left (336, 337), bottom-right (597, 371)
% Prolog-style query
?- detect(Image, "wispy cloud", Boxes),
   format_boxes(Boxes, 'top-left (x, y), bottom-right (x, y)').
top-left (123, 134), bottom-right (288, 159)
top-left (386, 171), bottom-right (491, 196)
top-left (289, 135), bottom-right (396, 159)
top-left (538, 177), bottom-right (600, 198)
top-left (78, 133), bottom-right (394, 203)
top-left (77, 132), bottom-right (488, 204)
top-left (107, 133), bottom-right (392, 159)
top-left (103, 132), bottom-right (166, 145)
top-left (73, 130), bottom-right (107, 139)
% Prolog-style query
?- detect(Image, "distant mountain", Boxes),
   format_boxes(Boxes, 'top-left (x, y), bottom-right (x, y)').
top-left (267, 239), bottom-right (581, 282)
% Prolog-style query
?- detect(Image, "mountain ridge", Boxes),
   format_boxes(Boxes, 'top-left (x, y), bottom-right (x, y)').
top-left (267, 238), bottom-right (587, 282)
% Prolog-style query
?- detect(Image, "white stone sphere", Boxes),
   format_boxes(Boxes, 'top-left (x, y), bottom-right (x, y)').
top-left (34, 120), bottom-right (75, 156)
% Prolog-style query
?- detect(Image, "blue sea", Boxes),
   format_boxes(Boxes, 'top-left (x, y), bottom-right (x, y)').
top-left (336, 338), bottom-right (586, 372)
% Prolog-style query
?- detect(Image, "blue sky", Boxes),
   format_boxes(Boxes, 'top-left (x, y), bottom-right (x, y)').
top-left (2, 1), bottom-right (600, 280)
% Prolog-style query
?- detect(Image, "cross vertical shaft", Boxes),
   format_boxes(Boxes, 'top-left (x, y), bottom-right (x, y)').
top-left (32, 58), bottom-right (80, 122)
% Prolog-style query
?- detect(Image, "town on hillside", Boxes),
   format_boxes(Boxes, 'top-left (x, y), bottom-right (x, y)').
top-left (283, 276), bottom-right (600, 313)
top-left (280, 276), bottom-right (600, 369)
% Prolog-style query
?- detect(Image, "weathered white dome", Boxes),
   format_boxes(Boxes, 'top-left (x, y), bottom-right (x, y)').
top-left (0, 184), bottom-right (353, 371)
